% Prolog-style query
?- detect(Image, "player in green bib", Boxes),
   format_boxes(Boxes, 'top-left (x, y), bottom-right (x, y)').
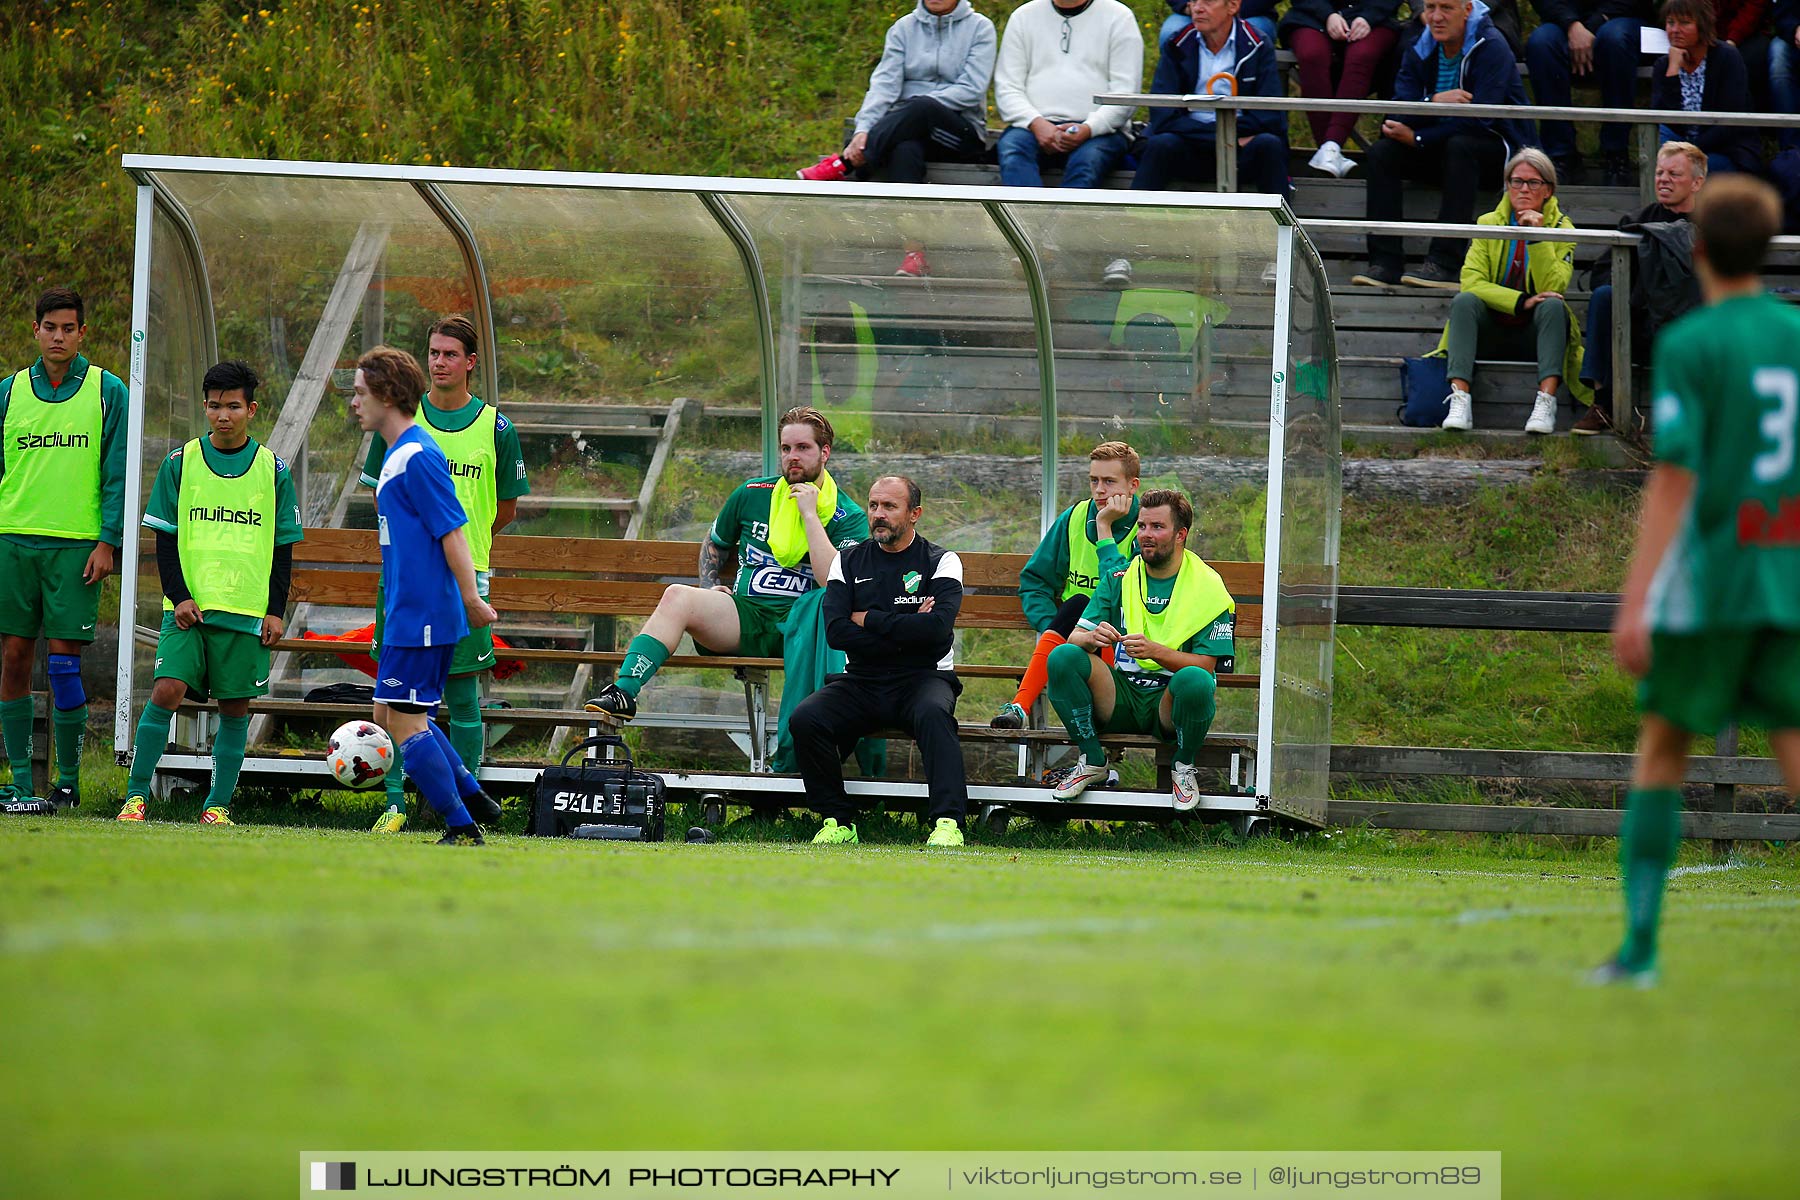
top-left (1044, 490), bottom-right (1235, 812)
top-left (1597, 177), bottom-right (1800, 986)
top-left (992, 440), bottom-right (1142, 731)
top-left (358, 315), bottom-right (527, 832)
top-left (116, 362), bottom-right (304, 824)
top-left (0, 288), bottom-right (126, 813)
top-left (584, 406), bottom-right (869, 721)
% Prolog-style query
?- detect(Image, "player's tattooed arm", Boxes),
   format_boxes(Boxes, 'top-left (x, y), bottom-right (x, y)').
top-left (698, 539), bottom-right (737, 593)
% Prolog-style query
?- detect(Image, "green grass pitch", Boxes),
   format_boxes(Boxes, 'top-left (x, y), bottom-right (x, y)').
top-left (2, 817), bottom-right (1796, 1198)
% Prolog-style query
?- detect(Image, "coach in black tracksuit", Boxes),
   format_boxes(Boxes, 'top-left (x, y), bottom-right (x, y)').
top-left (791, 475), bottom-right (968, 829)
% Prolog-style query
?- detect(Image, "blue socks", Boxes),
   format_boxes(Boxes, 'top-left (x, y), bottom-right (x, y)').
top-left (399, 729), bottom-right (473, 828)
top-left (429, 720), bottom-right (483, 800)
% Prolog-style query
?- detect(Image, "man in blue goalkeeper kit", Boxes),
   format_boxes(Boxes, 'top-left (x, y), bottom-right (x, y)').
top-left (1044, 488), bottom-right (1236, 813)
top-left (118, 361), bottom-right (304, 825)
top-left (0, 287), bottom-right (126, 814)
top-left (359, 314), bottom-right (528, 833)
top-left (350, 346), bottom-right (501, 846)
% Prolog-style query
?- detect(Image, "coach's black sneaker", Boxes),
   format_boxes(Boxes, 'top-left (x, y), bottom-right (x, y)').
top-left (436, 825), bottom-right (486, 846)
top-left (464, 789), bottom-right (503, 824)
top-left (582, 682), bottom-right (637, 722)
top-left (49, 783), bottom-right (79, 810)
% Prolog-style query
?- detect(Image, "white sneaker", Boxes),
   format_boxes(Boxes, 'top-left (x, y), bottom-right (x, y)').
top-left (1171, 762), bottom-right (1202, 812)
top-left (1308, 140), bottom-right (1353, 178)
top-left (1101, 258), bottom-right (1133, 288)
top-left (1524, 390), bottom-right (1558, 435)
top-left (1441, 389), bottom-right (1473, 431)
top-left (1051, 754), bottom-right (1111, 801)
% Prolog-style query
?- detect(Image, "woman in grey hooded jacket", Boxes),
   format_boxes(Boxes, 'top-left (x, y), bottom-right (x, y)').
top-left (797, 0), bottom-right (997, 190)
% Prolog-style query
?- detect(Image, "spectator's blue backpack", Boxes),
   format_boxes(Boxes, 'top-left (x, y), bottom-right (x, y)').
top-left (1398, 351), bottom-right (1450, 426)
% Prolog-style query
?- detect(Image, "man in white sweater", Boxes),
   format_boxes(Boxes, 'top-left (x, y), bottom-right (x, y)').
top-left (994, 0), bottom-right (1144, 187)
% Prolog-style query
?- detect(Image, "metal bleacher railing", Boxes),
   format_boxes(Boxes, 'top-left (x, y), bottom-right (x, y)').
top-left (1096, 92), bottom-right (1800, 431)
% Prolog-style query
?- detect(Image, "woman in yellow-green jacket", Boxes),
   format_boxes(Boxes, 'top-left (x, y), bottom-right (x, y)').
top-left (1434, 147), bottom-right (1592, 435)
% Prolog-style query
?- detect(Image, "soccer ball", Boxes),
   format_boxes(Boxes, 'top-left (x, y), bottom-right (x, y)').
top-left (328, 720), bottom-right (394, 789)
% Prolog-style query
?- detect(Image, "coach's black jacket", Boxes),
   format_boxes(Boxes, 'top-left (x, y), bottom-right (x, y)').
top-left (822, 534), bottom-right (964, 677)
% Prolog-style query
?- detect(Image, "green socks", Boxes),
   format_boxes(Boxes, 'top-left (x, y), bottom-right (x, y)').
top-left (126, 702), bottom-right (176, 798)
top-left (384, 738), bottom-right (408, 815)
top-left (1, 695), bottom-right (32, 791)
top-left (207, 714), bottom-right (249, 811)
top-left (1617, 787), bottom-right (1683, 971)
top-left (1167, 667), bottom-right (1217, 767)
top-left (614, 633), bottom-right (671, 699)
top-left (1045, 642), bottom-right (1105, 763)
top-left (445, 674), bottom-right (485, 774)
top-left (52, 702), bottom-right (86, 788)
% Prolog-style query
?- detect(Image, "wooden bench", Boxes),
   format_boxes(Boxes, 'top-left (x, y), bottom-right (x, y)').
top-left (155, 529), bottom-right (1266, 797)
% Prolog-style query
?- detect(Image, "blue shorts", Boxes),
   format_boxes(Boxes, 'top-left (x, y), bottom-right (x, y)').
top-left (373, 644), bottom-right (456, 712)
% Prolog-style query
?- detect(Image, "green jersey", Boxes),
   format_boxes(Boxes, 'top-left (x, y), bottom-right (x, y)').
top-left (143, 437), bottom-right (305, 636)
top-left (1648, 293), bottom-right (1800, 633)
top-left (0, 355), bottom-right (128, 549)
top-left (1016, 496), bottom-right (1139, 631)
top-left (1078, 559), bottom-right (1235, 691)
top-left (709, 476), bottom-right (869, 609)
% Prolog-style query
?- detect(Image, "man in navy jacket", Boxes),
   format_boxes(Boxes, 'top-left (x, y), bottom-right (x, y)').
top-left (1353, 0), bottom-right (1538, 288)
top-left (1133, 0), bottom-right (1290, 195)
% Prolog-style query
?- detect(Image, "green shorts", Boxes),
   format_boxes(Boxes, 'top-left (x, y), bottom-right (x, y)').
top-left (1103, 667), bottom-right (1171, 737)
top-left (0, 539), bottom-right (102, 642)
top-left (1640, 629), bottom-right (1800, 734)
top-left (694, 594), bottom-right (785, 659)
top-left (373, 574), bottom-right (495, 677)
top-left (153, 612), bottom-right (272, 700)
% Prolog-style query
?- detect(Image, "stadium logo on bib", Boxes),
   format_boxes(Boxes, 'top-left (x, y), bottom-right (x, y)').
top-left (448, 460), bottom-right (483, 480)
top-left (187, 505), bottom-right (265, 526)
top-left (15, 432), bottom-right (88, 450)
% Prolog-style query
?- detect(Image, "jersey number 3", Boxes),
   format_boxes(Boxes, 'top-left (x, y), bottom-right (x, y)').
top-left (1752, 367), bottom-right (1800, 484)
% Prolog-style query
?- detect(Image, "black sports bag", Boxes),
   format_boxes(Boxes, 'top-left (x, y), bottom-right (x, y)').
top-left (527, 735), bottom-right (667, 842)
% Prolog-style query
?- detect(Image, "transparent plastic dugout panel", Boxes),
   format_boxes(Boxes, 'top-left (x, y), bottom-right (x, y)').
top-left (727, 193), bottom-right (1040, 547)
top-left (1265, 231), bottom-right (1341, 824)
top-left (440, 185), bottom-right (761, 542)
top-left (141, 173), bottom-right (469, 720)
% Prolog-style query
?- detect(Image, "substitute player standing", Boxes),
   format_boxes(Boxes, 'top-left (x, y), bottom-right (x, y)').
top-left (359, 315), bottom-right (527, 833)
top-left (0, 287), bottom-right (125, 812)
top-left (117, 362), bottom-right (303, 824)
top-left (1598, 175), bottom-right (1800, 986)
top-left (351, 347), bottom-right (501, 846)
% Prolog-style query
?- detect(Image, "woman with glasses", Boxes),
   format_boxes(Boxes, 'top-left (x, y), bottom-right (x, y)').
top-left (1651, 0), bottom-right (1761, 178)
top-left (1434, 148), bottom-right (1594, 434)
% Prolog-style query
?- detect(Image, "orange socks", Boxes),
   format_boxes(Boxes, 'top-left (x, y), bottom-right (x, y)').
top-left (1012, 630), bottom-right (1066, 712)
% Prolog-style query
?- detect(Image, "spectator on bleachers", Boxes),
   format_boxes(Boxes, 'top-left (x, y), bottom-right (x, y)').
top-left (1714, 0), bottom-right (1774, 109)
top-left (1775, 0), bottom-right (1800, 147)
top-left (797, 0), bottom-right (997, 195)
top-left (1161, 0), bottom-right (1277, 46)
top-left (1651, 0), bottom-right (1761, 176)
top-left (994, 0), bottom-right (1144, 188)
top-left (1129, 0), bottom-right (1290, 195)
top-left (1351, 0), bottom-right (1537, 290)
top-left (1574, 140), bottom-right (1707, 433)
top-left (1435, 149), bottom-right (1590, 434)
top-left (1279, 0), bottom-right (1408, 178)
top-left (1524, 0), bottom-right (1650, 187)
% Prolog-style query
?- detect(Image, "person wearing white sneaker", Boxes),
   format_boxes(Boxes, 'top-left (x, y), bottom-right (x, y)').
top-left (1042, 490), bottom-right (1236, 811)
top-left (1281, 0), bottom-right (1405, 179)
top-left (1430, 148), bottom-right (1595, 436)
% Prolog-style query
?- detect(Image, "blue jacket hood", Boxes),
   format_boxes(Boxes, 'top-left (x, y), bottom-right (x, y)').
top-left (1411, 0), bottom-right (1497, 60)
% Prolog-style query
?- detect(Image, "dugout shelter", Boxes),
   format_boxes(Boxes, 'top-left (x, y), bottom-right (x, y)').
top-left (116, 155), bottom-right (1340, 828)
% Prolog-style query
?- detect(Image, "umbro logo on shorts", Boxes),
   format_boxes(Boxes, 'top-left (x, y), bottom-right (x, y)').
top-left (381, 677), bottom-right (402, 688)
